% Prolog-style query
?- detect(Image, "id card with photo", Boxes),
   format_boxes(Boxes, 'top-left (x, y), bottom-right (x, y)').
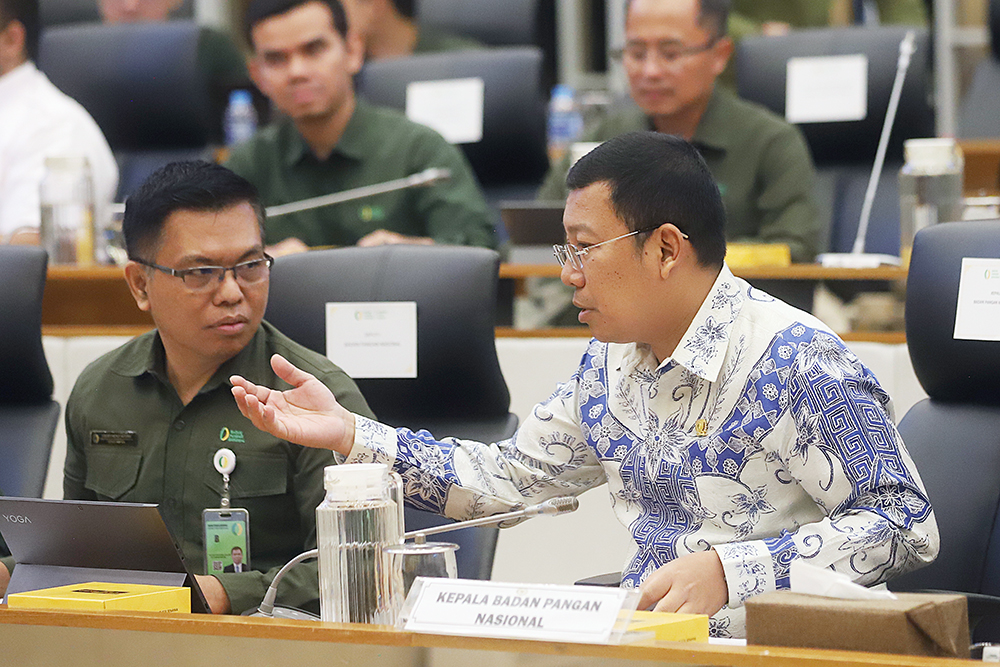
top-left (203, 508), bottom-right (250, 574)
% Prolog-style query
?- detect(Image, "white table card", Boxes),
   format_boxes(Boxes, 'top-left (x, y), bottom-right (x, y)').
top-left (406, 77), bottom-right (485, 144)
top-left (397, 578), bottom-right (640, 644)
top-left (786, 54), bottom-right (868, 124)
top-left (325, 301), bottom-right (417, 378)
top-left (953, 258), bottom-right (1000, 341)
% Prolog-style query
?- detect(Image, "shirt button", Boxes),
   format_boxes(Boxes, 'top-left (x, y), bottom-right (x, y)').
top-left (174, 420), bottom-right (186, 431)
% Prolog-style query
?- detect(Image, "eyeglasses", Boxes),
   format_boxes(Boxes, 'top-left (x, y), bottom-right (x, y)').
top-left (135, 254), bottom-right (274, 291)
top-left (614, 37), bottom-right (719, 67)
top-left (553, 225), bottom-right (688, 272)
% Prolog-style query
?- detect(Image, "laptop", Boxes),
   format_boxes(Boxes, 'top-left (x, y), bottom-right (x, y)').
top-left (500, 201), bottom-right (565, 265)
top-left (0, 497), bottom-right (210, 613)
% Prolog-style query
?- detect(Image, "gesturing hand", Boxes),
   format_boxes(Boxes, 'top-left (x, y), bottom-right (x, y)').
top-left (637, 549), bottom-right (728, 616)
top-left (231, 353), bottom-right (356, 455)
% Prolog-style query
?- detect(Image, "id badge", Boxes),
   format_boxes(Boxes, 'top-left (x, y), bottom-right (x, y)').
top-left (203, 507), bottom-right (250, 574)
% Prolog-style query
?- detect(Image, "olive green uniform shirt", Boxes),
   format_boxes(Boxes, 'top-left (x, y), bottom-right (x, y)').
top-left (729, 0), bottom-right (928, 42)
top-left (62, 321), bottom-right (374, 615)
top-left (414, 25), bottom-right (485, 54)
top-left (225, 99), bottom-right (496, 249)
top-left (537, 88), bottom-right (820, 262)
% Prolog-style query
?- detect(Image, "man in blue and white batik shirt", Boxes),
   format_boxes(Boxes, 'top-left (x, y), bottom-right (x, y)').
top-left (232, 131), bottom-right (939, 638)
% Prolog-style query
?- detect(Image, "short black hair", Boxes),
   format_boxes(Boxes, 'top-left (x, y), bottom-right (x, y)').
top-left (0, 0), bottom-right (40, 62)
top-left (390, 0), bottom-right (414, 19)
top-left (245, 0), bottom-right (348, 46)
top-left (123, 161), bottom-right (265, 261)
top-left (565, 132), bottom-right (727, 268)
top-left (625, 0), bottom-right (730, 38)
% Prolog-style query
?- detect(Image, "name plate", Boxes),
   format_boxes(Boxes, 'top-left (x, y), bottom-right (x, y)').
top-left (397, 578), bottom-right (640, 644)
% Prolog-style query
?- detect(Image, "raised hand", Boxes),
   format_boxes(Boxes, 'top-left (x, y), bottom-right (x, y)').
top-left (231, 353), bottom-right (355, 455)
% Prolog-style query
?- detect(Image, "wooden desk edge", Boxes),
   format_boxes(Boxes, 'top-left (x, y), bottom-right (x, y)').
top-left (0, 607), bottom-right (972, 666)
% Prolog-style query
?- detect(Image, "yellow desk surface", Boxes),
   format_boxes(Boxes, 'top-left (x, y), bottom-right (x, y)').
top-left (0, 606), bottom-right (974, 667)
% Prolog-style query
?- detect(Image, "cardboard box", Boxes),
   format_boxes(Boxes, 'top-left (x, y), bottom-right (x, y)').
top-left (7, 582), bottom-right (191, 613)
top-left (627, 610), bottom-right (709, 642)
top-left (745, 591), bottom-right (969, 659)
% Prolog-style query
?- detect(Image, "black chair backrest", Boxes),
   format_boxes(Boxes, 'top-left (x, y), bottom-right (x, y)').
top-left (417, 0), bottom-right (539, 45)
top-left (890, 221), bottom-right (1000, 641)
top-left (39, 0), bottom-right (194, 25)
top-left (735, 25), bottom-right (934, 166)
top-left (0, 246), bottom-right (60, 499)
top-left (0, 246), bottom-right (53, 404)
top-left (905, 220), bottom-right (1000, 404)
top-left (265, 245), bottom-right (515, 441)
top-left (356, 47), bottom-right (549, 188)
top-left (38, 21), bottom-right (214, 151)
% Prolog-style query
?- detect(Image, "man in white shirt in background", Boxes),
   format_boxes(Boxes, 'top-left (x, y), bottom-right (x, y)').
top-left (0, 0), bottom-right (118, 243)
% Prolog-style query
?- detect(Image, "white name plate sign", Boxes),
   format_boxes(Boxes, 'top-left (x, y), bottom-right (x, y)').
top-left (397, 578), bottom-right (641, 644)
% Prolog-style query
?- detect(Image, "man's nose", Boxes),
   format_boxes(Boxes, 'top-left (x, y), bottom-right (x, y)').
top-left (560, 260), bottom-right (584, 288)
top-left (214, 269), bottom-right (245, 303)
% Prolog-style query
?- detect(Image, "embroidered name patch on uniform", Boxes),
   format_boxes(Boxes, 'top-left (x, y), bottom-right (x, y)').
top-left (90, 431), bottom-right (138, 446)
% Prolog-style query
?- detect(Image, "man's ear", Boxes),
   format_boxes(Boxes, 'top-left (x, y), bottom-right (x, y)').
top-left (344, 29), bottom-right (365, 75)
top-left (124, 261), bottom-right (152, 313)
top-left (709, 36), bottom-right (734, 78)
top-left (653, 224), bottom-right (687, 279)
top-left (0, 19), bottom-right (27, 73)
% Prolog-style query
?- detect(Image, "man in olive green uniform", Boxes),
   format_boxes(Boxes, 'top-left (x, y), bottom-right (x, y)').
top-left (539, 0), bottom-right (819, 263)
top-left (59, 161), bottom-right (373, 615)
top-left (226, 0), bottom-right (494, 255)
top-left (728, 0), bottom-right (927, 43)
top-left (341, 0), bottom-right (483, 60)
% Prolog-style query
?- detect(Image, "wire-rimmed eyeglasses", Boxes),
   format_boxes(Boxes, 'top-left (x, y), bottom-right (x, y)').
top-left (134, 254), bottom-right (274, 291)
top-left (553, 225), bottom-right (688, 272)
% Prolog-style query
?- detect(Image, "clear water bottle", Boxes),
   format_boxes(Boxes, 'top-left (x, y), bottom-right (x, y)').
top-left (39, 156), bottom-right (95, 266)
top-left (316, 463), bottom-right (405, 624)
top-left (547, 84), bottom-right (583, 164)
top-left (898, 138), bottom-right (964, 264)
top-left (224, 89), bottom-right (258, 147)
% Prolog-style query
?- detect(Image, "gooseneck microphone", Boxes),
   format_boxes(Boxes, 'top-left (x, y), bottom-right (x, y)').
top-left (264, 167), bottom-right (453, 218)
top-left (404, 496), bottom-right (580, 543)
top-left (250, 496), bottom-right (580, 619)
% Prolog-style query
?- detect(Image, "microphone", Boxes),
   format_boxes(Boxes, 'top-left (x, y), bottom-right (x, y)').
top-left (249, 496), bottom-right (580, 618)
top-left (818, 30), bottom-right (916, 269)
top-left (264, 167), bottom-right (452, 218)
top-left (403, 496), bottom-right (580, 542)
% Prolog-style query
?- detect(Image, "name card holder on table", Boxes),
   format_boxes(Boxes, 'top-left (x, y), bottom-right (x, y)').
top-left (397, 578), bottom-right (644, 644)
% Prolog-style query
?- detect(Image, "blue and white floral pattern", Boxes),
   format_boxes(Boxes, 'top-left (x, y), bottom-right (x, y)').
top-left (347, 265), bottom-right (939, 638)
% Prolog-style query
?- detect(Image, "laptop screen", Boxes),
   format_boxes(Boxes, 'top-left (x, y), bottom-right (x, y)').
top-left (0, 497), bottom-right (210, 613)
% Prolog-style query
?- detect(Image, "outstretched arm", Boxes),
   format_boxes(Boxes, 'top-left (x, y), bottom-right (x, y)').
top-left (230, 354), bottom-right (356, 456)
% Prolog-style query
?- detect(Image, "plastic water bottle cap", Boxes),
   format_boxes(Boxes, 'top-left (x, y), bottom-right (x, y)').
top-left (903, 137), bottom-right (960, 173)
top-left (324, 463), bottom-right (389, 502)
top-left (229, 89), bottom-right (253, 107)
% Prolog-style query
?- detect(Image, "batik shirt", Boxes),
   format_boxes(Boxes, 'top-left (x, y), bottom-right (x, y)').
top-left (344, 265), bottom-right (939, 637)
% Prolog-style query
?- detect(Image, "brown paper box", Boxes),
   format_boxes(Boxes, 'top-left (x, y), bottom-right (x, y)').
top-left (745, 591), bottom-right (969, 659)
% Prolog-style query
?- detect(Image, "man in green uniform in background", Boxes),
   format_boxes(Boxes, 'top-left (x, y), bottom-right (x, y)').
top-left (341, 0), bottom-right (484, 60)
top-left (225, 0), bottom-right (495, 256)
top-left (539, 0), bottom-right (819, 263)
top-left (16, 161), bottom-right (373, 615)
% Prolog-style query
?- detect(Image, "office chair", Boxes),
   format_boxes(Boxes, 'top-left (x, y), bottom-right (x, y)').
top-left (37, 21), bottom-right (217, 199)
top-left (887, 220), bottom-right (1000, 643)
top-left (0, 247), bottom-right (60, 499)
top-left (959, 0), bottom-right (1000, 138)
top-left (265, 245), bottom-right (519, 580)
top-left (39, 0), bottom-right (194, 26)
top-left (736, 26), bottom-right (935, 256)
top-left (416, 0), bottom-right (557, 90)
top-left (356, 47), bottom-right (549, 212)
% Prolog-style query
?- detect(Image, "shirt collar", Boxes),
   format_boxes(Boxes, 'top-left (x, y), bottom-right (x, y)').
top-left (658, 263), bottom-right (744, 383)
top-left (0, 61), bottom-right (38, 98)
top-left (281, 97), bottom-right (375, 167)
